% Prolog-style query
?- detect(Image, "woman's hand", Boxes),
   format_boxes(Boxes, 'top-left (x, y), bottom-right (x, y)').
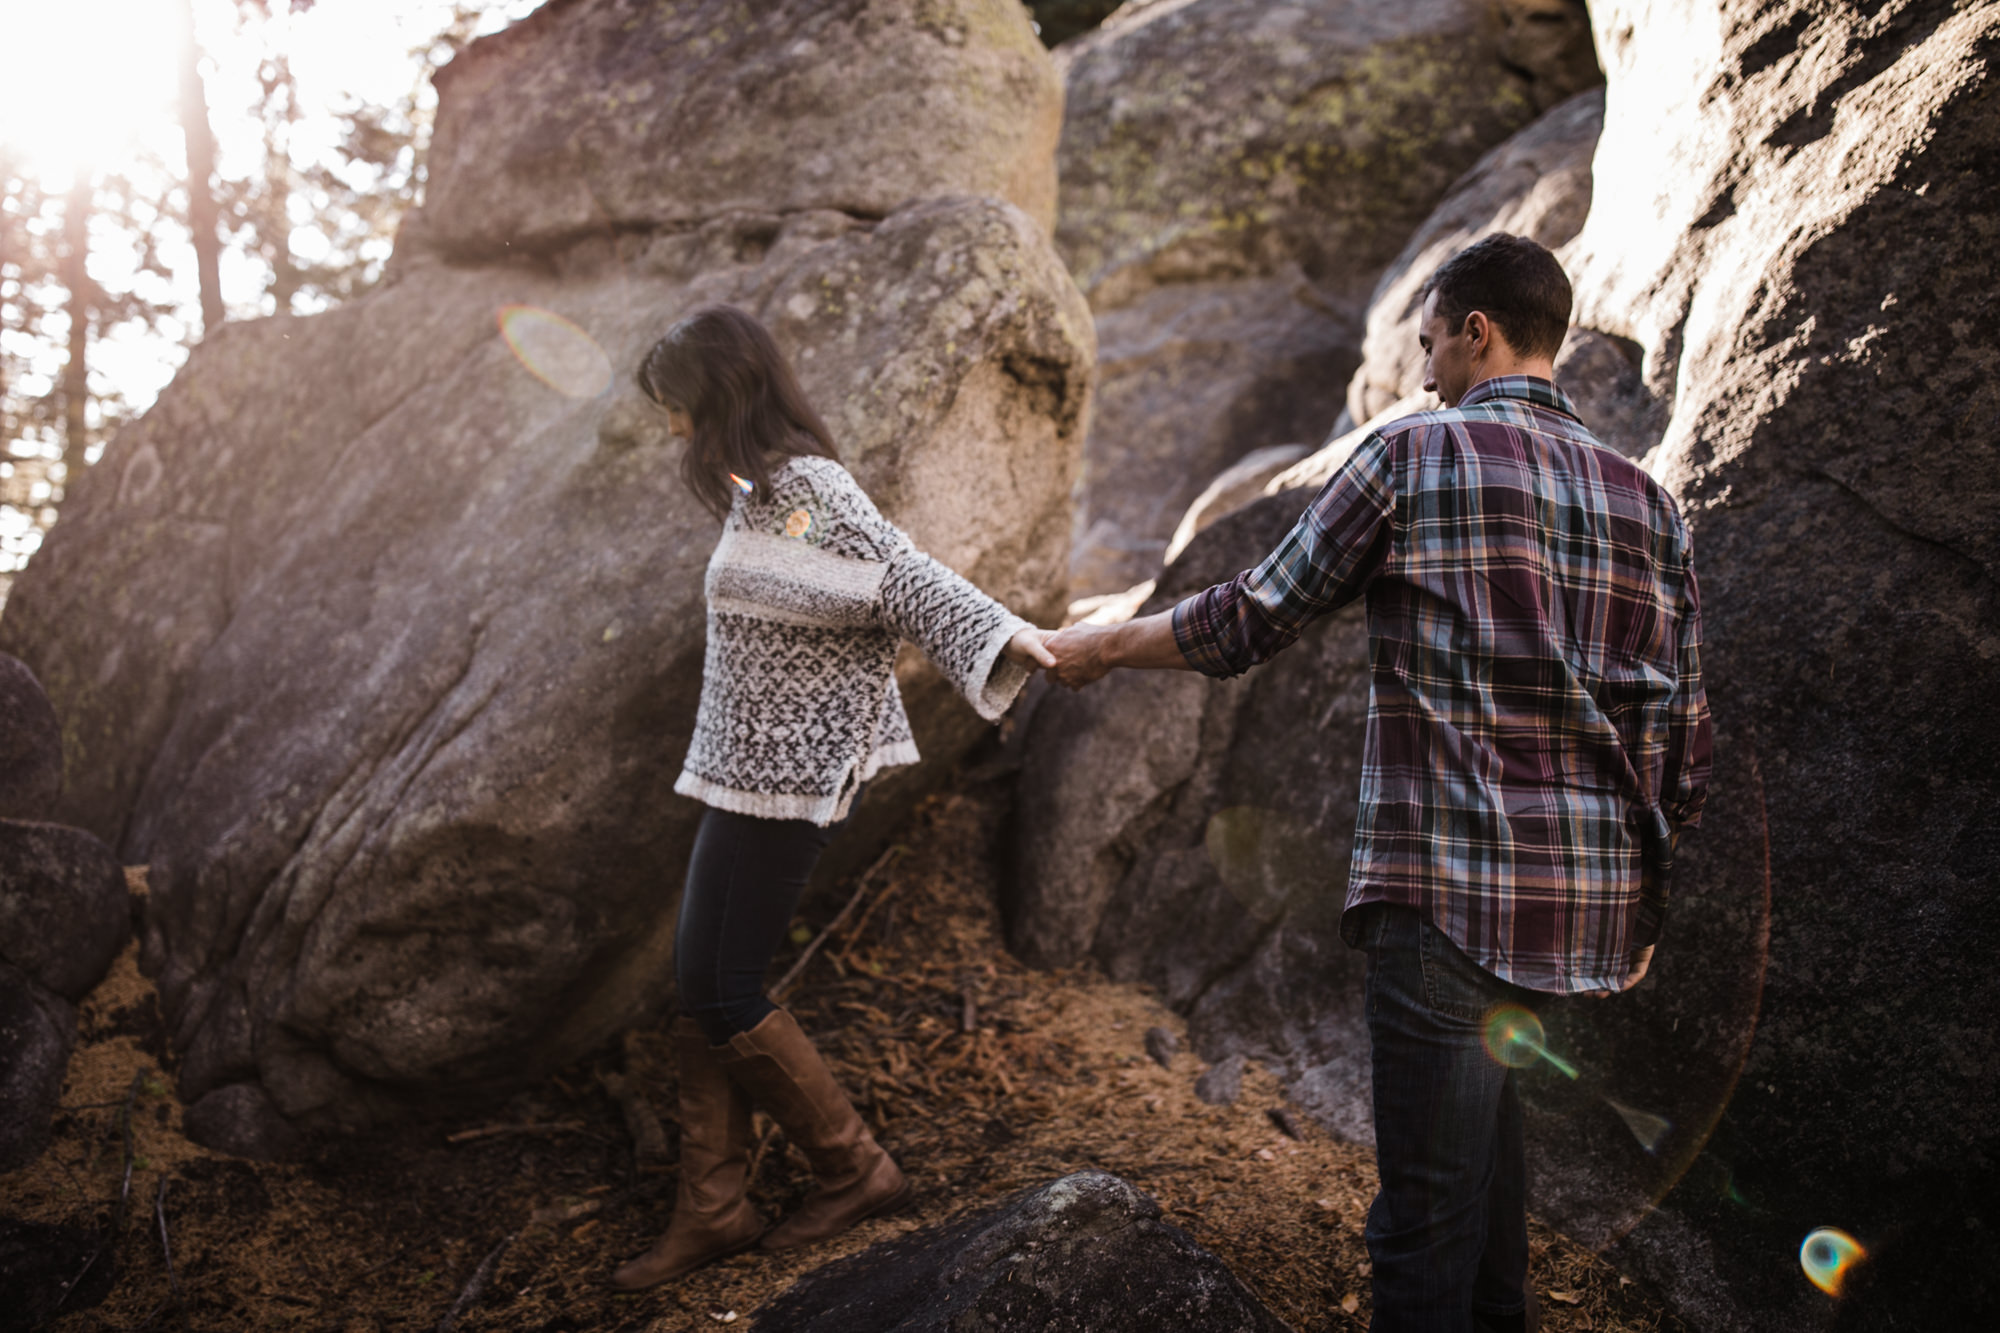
top-left (1003, 627), bottom-right (1058, 671)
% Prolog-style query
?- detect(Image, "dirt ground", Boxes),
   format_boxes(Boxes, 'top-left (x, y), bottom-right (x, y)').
top-left (2, 779), bottom-right (1692, 1332)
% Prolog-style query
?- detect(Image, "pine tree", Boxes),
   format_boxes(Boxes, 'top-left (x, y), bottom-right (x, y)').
top-left (0, 155), bottom-right (66, 595)
top-left (2, 0), bottom-right (529, 608)
top-left (178, 0), bottom-right (227, 335)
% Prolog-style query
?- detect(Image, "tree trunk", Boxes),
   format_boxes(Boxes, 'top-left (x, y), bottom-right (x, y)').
top-left (263, 55), bottom-right (302, 315)
top-left (60, 177), bottom-right (91, 475)
top-left (178, 0), bottom-right (224, 336)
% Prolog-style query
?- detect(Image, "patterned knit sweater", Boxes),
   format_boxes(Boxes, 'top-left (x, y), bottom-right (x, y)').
top-left (675, 456), bottom-right (1033, 825)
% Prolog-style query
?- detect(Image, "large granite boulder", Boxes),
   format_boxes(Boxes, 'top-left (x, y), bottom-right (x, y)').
top-left (0, 820), bottom-right (128, 1170)
top-left (0, 821), bottom-right (129, 1004)
top-left (0, 664), bottom-right (129, 1171)
top-left (1057, 0), bottom-right (1602, 595)
top-left (0, 1), bottom-right (1092, 1152)
top-left (1012, 1), bottom-right (2000, 1328)
top-left (412, 0), bottom-right (1062, 257)
top-left (1328, 86), bottom-right (1662, 458)
top-left (1550, 1), bottom-right (2000, 1327)
top-left (754, 1171), bottom-right (1292, 1332)
top-left (0, 653), bottom-right (62, 821)
top-left (0, 962), bottom-right (77, 1174)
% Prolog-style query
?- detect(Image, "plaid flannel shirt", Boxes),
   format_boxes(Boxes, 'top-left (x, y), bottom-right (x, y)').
top-left (1173, 377), bottom-right (1711, 993)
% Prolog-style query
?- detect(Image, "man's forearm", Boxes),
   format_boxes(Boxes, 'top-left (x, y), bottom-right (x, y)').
top-left (1045, 608), bottom-right (1196, 688)
top-left (1104, 609), bottom-right (1196, 671)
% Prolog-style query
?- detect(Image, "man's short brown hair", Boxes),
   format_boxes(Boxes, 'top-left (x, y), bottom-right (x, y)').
top-left (1420, 234), bottom-right (1573, 359)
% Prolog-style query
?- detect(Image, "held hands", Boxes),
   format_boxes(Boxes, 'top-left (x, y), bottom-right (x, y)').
top-left (1043, 623), bottom-right (1117, 690)
top-left (1001, 611), bottom-right (1181, 688)
top-left (1000, 624), bottom-right (1115, 688)
top-left (1002, 627), bottom-right (1058, 671)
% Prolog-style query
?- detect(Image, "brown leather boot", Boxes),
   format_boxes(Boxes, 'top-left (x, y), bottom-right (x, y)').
top-left (716, 1008), bottom-right (910, 1251)
top-left (609, 1018), bottom-right (766, 1289)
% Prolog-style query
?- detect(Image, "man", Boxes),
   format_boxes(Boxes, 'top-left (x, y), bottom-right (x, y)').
top-left (1045, 234), bottom-right (1711, 1333)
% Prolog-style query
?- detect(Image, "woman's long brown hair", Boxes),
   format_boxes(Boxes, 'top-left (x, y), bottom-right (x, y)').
top-left (635, 305), bottom-right (839, 518)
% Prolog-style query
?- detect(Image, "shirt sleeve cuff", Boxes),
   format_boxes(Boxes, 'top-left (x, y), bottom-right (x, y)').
top-left (1171, 594), bottom-right (1238, 679)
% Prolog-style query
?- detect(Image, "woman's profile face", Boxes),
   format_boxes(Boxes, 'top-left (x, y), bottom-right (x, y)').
top-left (658, 400), bottom-right (693, 439)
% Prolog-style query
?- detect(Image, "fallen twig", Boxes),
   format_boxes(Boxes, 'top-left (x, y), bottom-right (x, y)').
top-left (57, 1069), bottom-right (151, 1318)
top-left (155, 1175), bottom-right (182, 1302)
top-left (436, 1233), bottom-right (515, 1333)
top-left (118, 1067), bottom-right (144, 1216)
top-left (1267, 1107), bottom-right (1307, 1141)
top-left (445, 1120), bottom-right (586, 1144)
top-left (772, 844), bottom-right (907, 1001)
top-left (528, 1178), bottom-right (670, 1228)
top-left (832, 880), bottom-right (905, 971)
top-left (51, 1251), bottom-right (100, 1319)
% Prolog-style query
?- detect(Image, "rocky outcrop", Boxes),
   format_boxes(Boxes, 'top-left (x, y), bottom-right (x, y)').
top-left (0, 822), bottom-right (129, 1005)
top-left (1162, 443), bottom-right (1309, 566)
top-left (1013, 1), bottom-right (2000, 1328)
top-left (0, 654), bottom-right (61, 821)
top-left (412, 0), bottom-right (1062, 257)
top-left (0, 822), bottom-right (129, 1173)
top-left (1554, 2), bottom-right (2000, 1327)
top-left (0, 962), bottom-right (77, 1175)
top-left (754, 1171), bottom-right (1292, 1332)
top-left (0, 668), bottom-right (131, 1171)
top-left (0, 0), bottom-right (1092, 1153)
top-left (1330, 87), bottom-right (1661, 458)
top-left (1057, 0), bottom-right (1601, 594)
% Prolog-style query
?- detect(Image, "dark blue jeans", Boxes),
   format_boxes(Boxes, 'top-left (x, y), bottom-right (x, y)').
top-left (674, 806), bottom-right (837, 1045)
top-left (1359, 903), bottom-right (1544, 1333)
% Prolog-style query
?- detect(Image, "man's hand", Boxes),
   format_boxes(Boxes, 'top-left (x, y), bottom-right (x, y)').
top-left (1044, 622), bottom-right (1118, 689)
top-left (1588, 945), bottom-right (1655, 997)
top-left (1003, 627), bottom-right (1058, 671)
top-left (1044, 611), bottom-right (1199, 689)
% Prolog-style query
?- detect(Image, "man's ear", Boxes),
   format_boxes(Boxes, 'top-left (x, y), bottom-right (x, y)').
top-left (1464, 310), bottom-right (1489, 349)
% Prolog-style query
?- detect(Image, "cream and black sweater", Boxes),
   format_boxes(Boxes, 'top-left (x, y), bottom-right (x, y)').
top-left (675, 456), bottom-right (1032, 826)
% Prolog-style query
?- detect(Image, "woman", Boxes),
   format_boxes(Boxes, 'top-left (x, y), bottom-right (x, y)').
top-left (611, 305), bottom-right (1054, 1290)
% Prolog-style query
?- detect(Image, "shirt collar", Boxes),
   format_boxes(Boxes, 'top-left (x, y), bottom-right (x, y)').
top-left (1455, 375), bottom-right (1582, 421)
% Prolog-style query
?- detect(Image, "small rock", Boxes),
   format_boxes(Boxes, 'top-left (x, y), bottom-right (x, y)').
top-left (1195, 1053), bottom-right (1247, 1106)
top-left (1142, 1025), bottom-right (1179, 1067)
top-left (183, 1082), bottom-right (304, 1161)
top-left (754, 1171), bottom-right (1290, 1332)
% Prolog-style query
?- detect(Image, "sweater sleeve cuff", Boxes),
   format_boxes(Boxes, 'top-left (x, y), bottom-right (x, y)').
top-left (967, 613), bottom-right (1034, 722)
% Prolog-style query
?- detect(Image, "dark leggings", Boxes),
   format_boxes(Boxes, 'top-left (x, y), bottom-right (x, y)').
top-left (675, 806), bottom-right (837, 1046)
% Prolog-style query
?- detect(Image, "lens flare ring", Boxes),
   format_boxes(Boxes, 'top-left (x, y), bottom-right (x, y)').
top-left (496, 304), bottom-right (613, 399)
top-left (1482, 1005), bottom-right (1578, 1079)
top-left (1799, 1227), bottom-right (1864, 1296)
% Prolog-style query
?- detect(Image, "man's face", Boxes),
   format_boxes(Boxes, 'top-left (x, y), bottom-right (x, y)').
top-left (1419, 290), bottom-right (1478, 408)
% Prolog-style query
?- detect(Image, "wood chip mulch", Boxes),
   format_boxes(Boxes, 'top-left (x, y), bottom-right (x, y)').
top-left (2, 778), bottom-right (1691, 1333)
